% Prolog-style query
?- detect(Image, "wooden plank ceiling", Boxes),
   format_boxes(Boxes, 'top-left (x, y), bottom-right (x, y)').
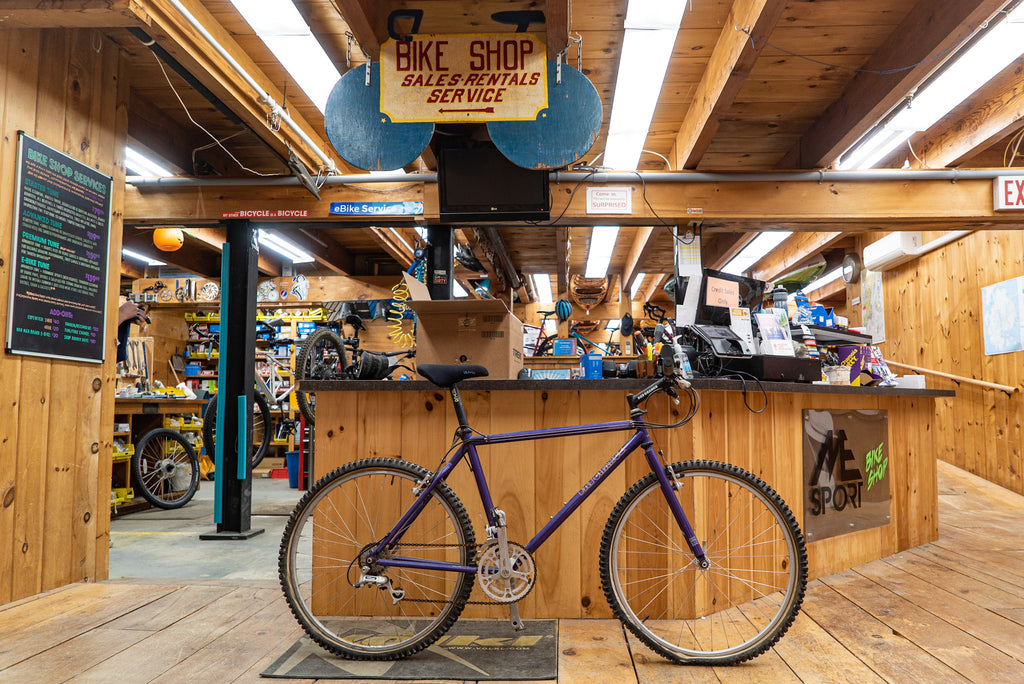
top-left (11, 0), bottom-right (1024, 305)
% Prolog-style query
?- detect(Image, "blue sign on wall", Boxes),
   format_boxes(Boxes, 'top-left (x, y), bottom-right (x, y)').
top-left (329, 201), bottom-right (424, 216)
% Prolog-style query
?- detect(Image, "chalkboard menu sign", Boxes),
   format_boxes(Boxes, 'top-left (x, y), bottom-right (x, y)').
top-left (6, 132), bottom-right (111, 363)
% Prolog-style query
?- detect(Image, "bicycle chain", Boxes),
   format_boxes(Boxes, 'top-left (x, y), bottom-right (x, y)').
top-left (379, 542), bottom-right (528, 607)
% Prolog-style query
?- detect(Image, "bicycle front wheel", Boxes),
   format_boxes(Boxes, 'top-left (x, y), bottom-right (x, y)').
top-left (201, 392), bottom-right (271, 468)
top-left (600, 460), bottom-right (807, 665)
top-left (294, 328), bottom-right (348, 425)
top-left (131, 428), bottom-right (200, 509)
top-left (279, 458), bottom-right (476, 660)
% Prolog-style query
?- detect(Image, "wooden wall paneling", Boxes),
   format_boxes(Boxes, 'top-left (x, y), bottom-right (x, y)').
top-left (95, 39), bottom-right (130, 583)
top-left (63, 28), bottom-right (104, 589)
top-left (577, 390), bottom-right (627, 619)
top-left (768, 393), bottom-right (802, 537)
top-left (5, 28), bottom-right (46, 603)
top-left (0, 27), bottom-right (27, 605)
top-left (533, 389), bottom-right (582, 619)
top-left (12, 358), bottom-right (51, 599)
top-left (487, 391), bottom-right (536, 617)
top-left (34, 29), bottom-right (72, 596)
top-left (955, 239), bottom-right (987, 481)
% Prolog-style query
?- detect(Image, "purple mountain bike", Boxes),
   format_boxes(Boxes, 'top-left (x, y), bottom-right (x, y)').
top-left (279, 333), bottom-right (807, 665)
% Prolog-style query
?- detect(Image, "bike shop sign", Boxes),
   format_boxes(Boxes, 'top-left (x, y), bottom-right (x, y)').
top-left (379, 34), bottom-right (547, 122)
top-left (802, 409), bottom-right (890, 541)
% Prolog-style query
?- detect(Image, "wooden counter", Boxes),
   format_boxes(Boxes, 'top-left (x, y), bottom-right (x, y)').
top-left (309, 379), bottom-right (952, 619)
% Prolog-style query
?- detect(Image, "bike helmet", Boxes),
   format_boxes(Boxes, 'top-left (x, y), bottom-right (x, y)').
top-left (555, 298), bottom-right (572, 323)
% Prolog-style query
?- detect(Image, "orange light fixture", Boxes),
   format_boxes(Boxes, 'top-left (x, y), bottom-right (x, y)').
top-left (153, 227), bottom-right (184, 252)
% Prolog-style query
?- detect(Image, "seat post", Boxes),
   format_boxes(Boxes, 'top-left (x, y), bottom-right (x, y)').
top-left (449, 386), bottom-right (471, 432)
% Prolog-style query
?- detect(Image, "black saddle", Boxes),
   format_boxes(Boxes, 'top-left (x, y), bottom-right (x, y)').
top-left (417, 364), bottom-right (489, 388)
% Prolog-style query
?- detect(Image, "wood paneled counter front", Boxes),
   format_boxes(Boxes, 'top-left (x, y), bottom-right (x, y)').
top-left (306, 378), bottom-right (953, 619)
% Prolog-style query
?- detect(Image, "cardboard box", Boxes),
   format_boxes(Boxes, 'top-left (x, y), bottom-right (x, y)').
top-left (405, 275), bottom-right (524, 379)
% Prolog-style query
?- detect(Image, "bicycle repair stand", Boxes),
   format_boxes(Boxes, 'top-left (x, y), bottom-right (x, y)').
top-left (200, 219), bottom-right (265, 541)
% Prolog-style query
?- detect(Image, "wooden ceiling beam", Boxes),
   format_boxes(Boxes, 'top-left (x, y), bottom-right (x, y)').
top-left (462, 228), bottom-right (506, 294)
top-left (701, 232), bottom-right (756, 270)
top-left (179, 226), bottom-right (282, 276)
top-left (126, 177), bottom-right (1024, 227)
top-left (129, 0), bottom-right (345, 176)
top-left (367, 227), bottom-right (415, 267)
top-left (749, 231), bottom-right (846, 283)
top-left (555, 227), bottom-right (569, 296)
top-left (903, 56), bottom-right (1024, 169)
top-left (620, 226), bottom-right (656, 292)
top-left (330, 0), bottom-right (388, 60)
top-left (0, 1), bottom-right (141, 28)
top-left (672, 0), bottom-right (789, 169)
top-left (121, 228), bottom-right (222, 278)
top-left (779, 0), bottom-right (1008, 169)
top-left (545, 0), bottom-right (570, 60)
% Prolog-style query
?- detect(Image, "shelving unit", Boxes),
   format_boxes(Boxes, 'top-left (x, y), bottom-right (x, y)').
top-left (112, 398), bottom-right (207, 516)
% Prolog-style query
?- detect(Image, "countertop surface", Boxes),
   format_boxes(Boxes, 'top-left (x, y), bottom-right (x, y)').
top-left (302, 377), bottom-right (954, 397)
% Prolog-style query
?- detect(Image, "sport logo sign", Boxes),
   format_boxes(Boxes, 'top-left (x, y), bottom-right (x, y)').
top-left (802, 409), bottom-right (891, 541)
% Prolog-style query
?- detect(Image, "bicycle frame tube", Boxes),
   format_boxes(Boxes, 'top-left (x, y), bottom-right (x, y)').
top-left (372, 415), bottom-right (708, 572)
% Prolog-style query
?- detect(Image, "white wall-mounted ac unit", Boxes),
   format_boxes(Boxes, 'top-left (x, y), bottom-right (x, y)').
top-left (863, 231), bottom-right (922, 271)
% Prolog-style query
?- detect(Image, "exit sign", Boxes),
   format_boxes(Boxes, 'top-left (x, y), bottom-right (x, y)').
top-left (994, 176), bottom-right (1024, 210)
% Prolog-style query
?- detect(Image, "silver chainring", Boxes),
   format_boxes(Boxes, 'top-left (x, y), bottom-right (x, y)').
top-left (476, 541), bottom-right (536, 603)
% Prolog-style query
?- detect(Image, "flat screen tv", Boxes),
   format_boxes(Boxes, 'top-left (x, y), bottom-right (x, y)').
top-left (437, 142), bottom-right (550, 222)
top-left (695, 268), bottom-right (767, 326)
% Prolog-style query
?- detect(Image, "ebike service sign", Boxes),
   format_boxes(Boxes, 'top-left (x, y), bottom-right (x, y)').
top-left (380, 34), bottom-right (547, 122)
top-left (6, 133), bottom-right (111, 363)
top-left (802, 409), bottom-right (891, 541)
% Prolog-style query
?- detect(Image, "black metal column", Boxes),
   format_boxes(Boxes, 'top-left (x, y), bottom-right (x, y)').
top-left (425, 225), bottom-right (454, 300)
top-left (201, 219), bottom-right (264, 540)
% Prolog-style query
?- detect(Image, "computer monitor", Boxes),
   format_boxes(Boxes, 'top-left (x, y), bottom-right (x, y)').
top-left (694, 268), bottom-right (767, 326)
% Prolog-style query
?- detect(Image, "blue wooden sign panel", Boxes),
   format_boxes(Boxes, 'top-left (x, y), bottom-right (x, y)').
top-left (324, 63), bottom-right (435, 171)
top-left (487, 62), bottom-right (602, 170)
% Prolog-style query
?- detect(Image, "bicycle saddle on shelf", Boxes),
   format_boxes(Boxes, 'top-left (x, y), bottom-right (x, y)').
top-left (417, 364), bottom-right (489, 388)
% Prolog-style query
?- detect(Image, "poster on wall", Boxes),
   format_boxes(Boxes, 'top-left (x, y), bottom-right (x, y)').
top-left (803, 409), bottom-right (891, 542)
top-left (859, 268), bottom-right (885, 343)
top-left (981, 275), bottom-right (1024, 355)
top-left (5, 132), bottom-right (111, 363)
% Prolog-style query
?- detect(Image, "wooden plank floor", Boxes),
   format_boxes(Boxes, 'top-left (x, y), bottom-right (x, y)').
top-left (2, 460), bottom-right (1023, 683)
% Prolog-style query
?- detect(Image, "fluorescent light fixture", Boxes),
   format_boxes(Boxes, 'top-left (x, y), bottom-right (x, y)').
top-left (603, 0), bottom-right (687, 170)
top-left (532, 273), bottom-right (553, 303)
top-left (257, 229), bottom-right (315, 263)
top-left (803, 267), bottom-right (843, 294)
top-left (229, 0), bottom-right (341, 113)
top-left (605, 319), bottom-right (621, 331)
top-left (585, 226), bottom-right (620, 278)
top-left (630, 273), bottom-right (646, 299)
top-left (122, 248), bottom-right (166, 266)
top-left (453, 281), bottom-right (468, 298)
top-left (125, 146), bottom-right (174, 177)
top-left (722, 232), bottom-right (793, 275)
top-left (838, 9), bottom-right (1024, 169)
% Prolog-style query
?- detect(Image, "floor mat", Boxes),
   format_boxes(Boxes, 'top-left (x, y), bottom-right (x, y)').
top-left (262, 619), bottom-right (557, 680)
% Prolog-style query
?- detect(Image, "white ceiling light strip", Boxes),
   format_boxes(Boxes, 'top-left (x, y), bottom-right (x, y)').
top-left (125, 146), bottom-right (174, 177)
top-left (585, 226), bottom-right (620, 278)
top-left (722, 232), bottom-right (793, 275)
top-left (257, 229), bottom-right (315, 263)
top-left (838, 4), bottom-right (1024, 169)
top-left (228, 0), bottom-right (341, 114)
top-left (122, 248), bottom-right (166, 266)
top-left (532, 274), bottom-right (553, 303)
top-left (603, 0), bottom-right (687, 170)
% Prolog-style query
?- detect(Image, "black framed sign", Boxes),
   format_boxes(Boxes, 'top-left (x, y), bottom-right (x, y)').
top-left (6, 132), bottom-right (111, 363)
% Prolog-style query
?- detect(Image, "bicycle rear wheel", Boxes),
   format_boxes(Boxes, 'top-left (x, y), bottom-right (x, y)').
top-left (294, 328), bottom-right (348, 426)
top-left (279, 458), bottom-right (476, 660)
top-left (131, 428), bottom-right (199, 509)
top-left (201, 392), bottom-right (271, 468)
top-left (600, 460), bottom-right (807, 665)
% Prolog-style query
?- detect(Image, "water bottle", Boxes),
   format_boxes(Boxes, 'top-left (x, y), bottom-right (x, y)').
top-left (772, 285), bottom-right (788, 311)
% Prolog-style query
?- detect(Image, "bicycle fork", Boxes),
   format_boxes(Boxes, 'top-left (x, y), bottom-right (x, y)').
top-left (644, 443), bottom-right (711, 570)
